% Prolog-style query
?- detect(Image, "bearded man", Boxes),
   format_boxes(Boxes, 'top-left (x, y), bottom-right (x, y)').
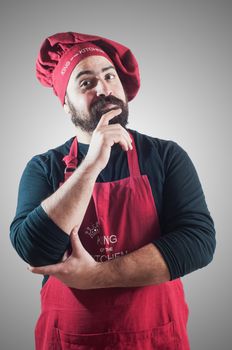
top-left (10, 32), bottom-right (216, 350)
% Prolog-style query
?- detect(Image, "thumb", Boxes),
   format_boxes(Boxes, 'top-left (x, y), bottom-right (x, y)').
top-left (70, 226), bottom-right (83, 256)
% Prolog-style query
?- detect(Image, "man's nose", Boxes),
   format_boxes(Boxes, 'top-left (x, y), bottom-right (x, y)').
top-left (95, 80), bottom-right (112, 97)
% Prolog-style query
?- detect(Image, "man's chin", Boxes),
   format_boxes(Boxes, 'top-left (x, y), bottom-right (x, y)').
top-left (100, 106), bottom-right (121, 115)
top-left (108, 115), bottom-right (128, 128)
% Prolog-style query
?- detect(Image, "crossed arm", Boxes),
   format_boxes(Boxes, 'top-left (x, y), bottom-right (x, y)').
top-left (29, 226), bottom-right (170, 289)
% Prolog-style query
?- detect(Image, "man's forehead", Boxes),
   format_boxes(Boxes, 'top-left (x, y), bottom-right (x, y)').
top-left (72, 56), bottom-right (115, 78)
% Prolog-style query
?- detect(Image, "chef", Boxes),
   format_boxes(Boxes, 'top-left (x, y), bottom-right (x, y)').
top-left (10, 32), bottom-right (216, 349)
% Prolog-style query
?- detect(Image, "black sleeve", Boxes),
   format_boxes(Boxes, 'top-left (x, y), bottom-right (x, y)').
top-left (10, 157), bottom-right (70, 266)
top-left (153, 142), bottom-right (216, 280)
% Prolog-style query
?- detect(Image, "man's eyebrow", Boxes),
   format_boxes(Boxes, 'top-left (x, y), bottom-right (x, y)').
top-left (75, 66), bottom-right (115, 80)
top-left (102, 65), bottom-right (115, 72)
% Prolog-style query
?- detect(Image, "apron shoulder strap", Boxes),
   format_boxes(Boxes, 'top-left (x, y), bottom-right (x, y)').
top-left (62, 137), bottom-right (78, 170)
top-left (127, 132), bottom-right (141, 177)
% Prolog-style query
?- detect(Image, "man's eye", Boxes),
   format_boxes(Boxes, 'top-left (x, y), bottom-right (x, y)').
top-left (80, 80), bottom-right (92, 88)
top-left (105, 73), bottom-right (115, 80)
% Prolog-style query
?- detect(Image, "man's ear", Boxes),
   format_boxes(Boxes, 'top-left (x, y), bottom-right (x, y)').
top-left (63, 95), bottom-right (71, 115)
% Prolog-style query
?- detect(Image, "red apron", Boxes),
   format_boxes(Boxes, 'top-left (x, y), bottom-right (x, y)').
top-left (35, 134), bottom-right (190, 350)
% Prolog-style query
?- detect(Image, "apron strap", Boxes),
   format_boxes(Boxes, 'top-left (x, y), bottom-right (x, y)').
top-left (62, 137), bottom-right (78, 171)
top-left (127, 132), bottom-right (141, 177)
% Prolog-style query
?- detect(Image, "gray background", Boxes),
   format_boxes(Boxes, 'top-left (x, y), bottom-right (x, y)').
top-left (1, 0), bottom-right (231, 349)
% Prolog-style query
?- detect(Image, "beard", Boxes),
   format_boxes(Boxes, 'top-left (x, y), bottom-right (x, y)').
top-left (67, 94), bottom-right (129, 133)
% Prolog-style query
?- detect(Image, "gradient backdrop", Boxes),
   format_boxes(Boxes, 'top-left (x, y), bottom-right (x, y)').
top-left (1, 0), bottom-right (231, 349)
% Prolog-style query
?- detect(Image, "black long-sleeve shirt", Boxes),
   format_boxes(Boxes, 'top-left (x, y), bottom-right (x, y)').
top-left (10, 129), bottom-right (216, 283)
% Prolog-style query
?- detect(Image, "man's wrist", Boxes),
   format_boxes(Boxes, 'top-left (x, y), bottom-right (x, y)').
top-left (81, 157), bottom-right (102, 178)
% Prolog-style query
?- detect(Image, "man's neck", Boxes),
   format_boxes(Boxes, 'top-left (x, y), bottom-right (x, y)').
top-left (75, 128), bottom-right (92, 144)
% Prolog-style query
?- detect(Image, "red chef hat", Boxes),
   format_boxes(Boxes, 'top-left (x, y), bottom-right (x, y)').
top-left (36, 32), bottom-right (140, 105)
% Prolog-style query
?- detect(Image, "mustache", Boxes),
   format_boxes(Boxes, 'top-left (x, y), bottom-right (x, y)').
top-left (90, 95), bottom-right (125, 114)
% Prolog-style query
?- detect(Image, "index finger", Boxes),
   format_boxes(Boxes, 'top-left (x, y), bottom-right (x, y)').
top-left (96, 108), bottom-right (122, 128)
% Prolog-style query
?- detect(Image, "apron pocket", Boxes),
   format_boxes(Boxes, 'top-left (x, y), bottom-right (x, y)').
top-left (151, 320), bottom-right (181, 349)
top-left (54, 321), bottom-right (180, 350)
top-left (54, 328), bottom-right (118, 349)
